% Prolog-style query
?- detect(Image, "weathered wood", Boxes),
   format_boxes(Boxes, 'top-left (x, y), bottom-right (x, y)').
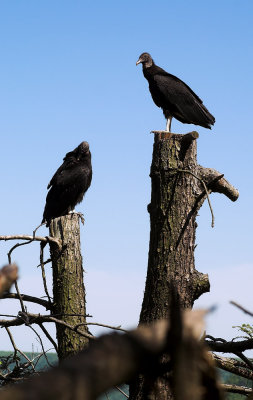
top-left (143, 133), bottom-right (210, 320)
top-left (130, 132), bottom-right (239, 399)
top-left (49, 213), bottom-right (89, 360)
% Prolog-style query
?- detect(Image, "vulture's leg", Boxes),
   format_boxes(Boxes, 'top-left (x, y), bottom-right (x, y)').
top-left (166, 116), bottom-right (172, 132)
top-left (157, 117), bottom-right (172, 140)
top-left (151, 116), bottom-right (173, 139)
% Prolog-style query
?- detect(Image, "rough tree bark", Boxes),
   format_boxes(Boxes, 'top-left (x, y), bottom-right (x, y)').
top-left (129, 132), bottom-right (239, 399)
top-left (49, 214), bottom-right (89, 360)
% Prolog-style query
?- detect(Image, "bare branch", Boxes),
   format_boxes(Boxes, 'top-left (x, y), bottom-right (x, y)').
top-left (206, 334), bottom-right (253, 369)
top-left (0, 235), bottom-right (61, 247)
top-left (5, 243), bottom-right (32, 313)
top-left (5, 327), bottom-right (19, 368)
top-left (0, 312), bottom-right (94, 340)
top-left (114, 385), bottom-right (129, 398)
top-left (35, 258), bottom-right (52, 269)
top-left (230, 301), bottom-right (253, 317)
top-left (13, 281), bottom-right (26, 313)
top-left (38, 323), bottom-right (58, 354)
top-left (5, 327), bottom-right (36, 372)
top-left (222, 384), bottom-right (253, 395)
top-left (198, 166), bottom-right (239, 202)
top-left (47, 316), bottom-right (94, 340)
top-left (213, 354), bottom-right (253, 380)
top-left (0, 314), bottom-right (28, 328)
top-left (75, 322), bottom-right (128, 333)
top-left (27, 324), bottom-right (54, 368)
top-left (2, 293), bottom-right (52, 310)
top-left (8, 240), bottom-right (33, 265)
top-left (234, 351), bottom-right (253, 371)
top-left (32, 350), bottom-right (53, 369)
top-left (0, 313), bottom-right (17, 317)
top-left (206, 335), bottom-right (253, 353)
top-left (33, 222), bottom-right (46, 238)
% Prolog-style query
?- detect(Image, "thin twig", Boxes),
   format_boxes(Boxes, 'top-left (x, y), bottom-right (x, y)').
top-left (35, 258), bottom-right (52, 269)
top-left (49, 313), bottom-right (92, 318)
top-left (114, 385), bottom-right (129, 398)
top-left (0, 314), bottom-right (17, 318)
top-left (178, 169), bottom-right (215, 228)
top-left (5, 327), bottom-right (18, 368)
top-left (7, 240), bottom-right (33, 264)
top-left (33, 222), bottom-right (46, 238)
top-left (40, 243), bottom-right (52, 305)
top-left (230, 301), bottom-right (253, 317)
top-left (7, 241), bottom-right (30, 313)
top-left (14, 281), bottom-right (26, 313)
top-left (32, 349), bottom-right (54, 369)
top-left (74, 322), bottom-right (128, 333)
top-left (27, 324), bottom-right (54, 368)
top-left (38, 323), bottom-right (58, 354)
top-left (5, 327), bottom-right (36, 372)
top-left (48, 316), bottom-right (94, 340)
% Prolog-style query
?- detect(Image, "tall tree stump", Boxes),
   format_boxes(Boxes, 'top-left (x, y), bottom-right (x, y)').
top-left (49, 214), bottom-right (89, 360)
top-left (130, 132), bottom-right (239, 399)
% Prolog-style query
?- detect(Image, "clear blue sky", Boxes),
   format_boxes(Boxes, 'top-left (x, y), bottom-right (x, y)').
top-left (0, 0), bottom-right (252, 350)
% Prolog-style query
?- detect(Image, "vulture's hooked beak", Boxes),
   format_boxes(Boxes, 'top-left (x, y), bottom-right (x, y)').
top-left (136, 59), bottom-right (141, 66)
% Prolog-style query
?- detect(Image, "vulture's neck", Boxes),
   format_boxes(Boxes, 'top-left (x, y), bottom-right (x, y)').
top-left (143, 62), bottom-right (157, 78)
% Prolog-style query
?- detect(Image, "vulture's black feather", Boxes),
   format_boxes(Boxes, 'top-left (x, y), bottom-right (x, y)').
top-left (136, 52), bottom-right (215, 131)
top-left (42, 141), bottom-right (92, 227)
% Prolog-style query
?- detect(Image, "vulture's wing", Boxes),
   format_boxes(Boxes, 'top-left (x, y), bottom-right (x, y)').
top-left (47, 156), bottom-right (79, 189)
top-left (153, 73), bottom-right (214, 126)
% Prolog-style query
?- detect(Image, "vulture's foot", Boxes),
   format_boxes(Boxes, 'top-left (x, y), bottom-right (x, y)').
top-left (68, 210), bottom-right (85, 225)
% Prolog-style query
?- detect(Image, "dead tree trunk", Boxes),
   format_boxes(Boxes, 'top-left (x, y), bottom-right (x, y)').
top-left (49, 214), bottom-right (89, 360)
top-left (130, 132), bottom-right (239, 399)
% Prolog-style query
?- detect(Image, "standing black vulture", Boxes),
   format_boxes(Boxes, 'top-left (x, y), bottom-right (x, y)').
top-left (136, 52), bottom-right (215, 132)
top-left (42, 141), bottom-right (92, 227)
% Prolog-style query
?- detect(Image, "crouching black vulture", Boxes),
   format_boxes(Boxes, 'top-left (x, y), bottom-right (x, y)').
top-left (42, 141), bottom-right (92, 227)
top-left (136, 52), bottom-right (215, 132)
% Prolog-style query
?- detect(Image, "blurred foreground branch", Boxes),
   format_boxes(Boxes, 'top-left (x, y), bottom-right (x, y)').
top-left (0, 264), bottom-right (18, 297)
top-left (0, 309), bottom-right (223, 400)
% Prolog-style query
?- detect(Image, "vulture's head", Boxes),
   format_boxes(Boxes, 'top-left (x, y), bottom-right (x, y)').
top-left (65, 141), bottom-right (91, 162)
top-left (136, 52), bottom-right (153, 68)
top-left (76, 141), bottom-right (90, 160)
top-left (78, 141), bottom-right (90, 153)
